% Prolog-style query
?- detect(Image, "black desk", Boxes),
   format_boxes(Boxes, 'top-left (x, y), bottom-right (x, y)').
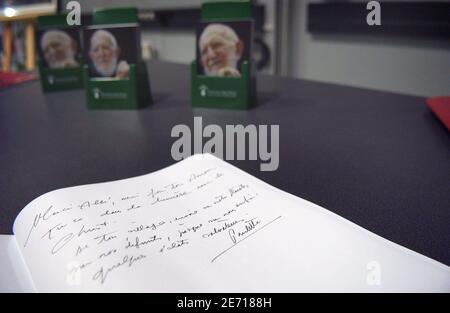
top-left (1, 61), bottom-right (449, 265)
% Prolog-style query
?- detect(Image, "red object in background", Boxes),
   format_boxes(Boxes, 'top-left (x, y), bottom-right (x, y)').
top-left (427, 97), bottom-right (450, 131)
top-left (0, 71), bottom-right (37, 90)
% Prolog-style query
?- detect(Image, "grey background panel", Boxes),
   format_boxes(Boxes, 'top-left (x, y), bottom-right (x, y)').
top-left (0, 61), bottom-right (449, 266)
top-left (289, 0), bottom-right (450, 97)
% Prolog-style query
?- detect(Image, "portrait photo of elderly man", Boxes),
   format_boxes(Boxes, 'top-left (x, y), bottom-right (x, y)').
top-left (198, 22), bottom-right (251, 77)
top-left (39, 29), bottom-right (80, 69)
top-left (87, 29), bottom-right (132, 79)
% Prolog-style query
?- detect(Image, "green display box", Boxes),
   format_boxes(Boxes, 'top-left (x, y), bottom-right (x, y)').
top-left (84, 7), bottom-right (152, 110)
top-left (37, 14), bottom-right (84, 93)
top-left (191, 61), bottom-right (256, 110)
top-left (201, 0), bottom-right (253, 20)
top-left (38, 61), bottom-right (84, 92)
top-left (191, 0), bottom-right (256, 110)
top-left (84, 63), bottom-right (151, 110)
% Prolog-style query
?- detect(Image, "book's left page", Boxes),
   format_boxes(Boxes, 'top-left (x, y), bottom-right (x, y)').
top-left (0, 235), bottom-right (35, 292)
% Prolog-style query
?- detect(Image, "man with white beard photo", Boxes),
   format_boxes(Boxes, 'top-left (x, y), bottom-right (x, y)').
top-left (87, 29), bottom-right (131, 79)
top-left (40, 29), bottom-right (79, 69)
top-left (197, 22), bottom-right (251, 78)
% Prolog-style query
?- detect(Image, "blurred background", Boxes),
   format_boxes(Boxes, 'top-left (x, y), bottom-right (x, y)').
top-left (1, 0), bottom-right (449, 97)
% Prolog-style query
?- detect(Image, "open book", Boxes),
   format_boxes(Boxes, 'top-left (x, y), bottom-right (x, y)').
top-left (1, 155), bottom-right (449, 292)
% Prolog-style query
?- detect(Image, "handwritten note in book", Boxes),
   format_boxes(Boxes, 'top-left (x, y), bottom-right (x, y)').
top-left (12, 155), bottom-right (450, 292)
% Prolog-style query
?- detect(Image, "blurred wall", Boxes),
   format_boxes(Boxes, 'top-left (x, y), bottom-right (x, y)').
top-left (288, 0), bottom-right (450, 97)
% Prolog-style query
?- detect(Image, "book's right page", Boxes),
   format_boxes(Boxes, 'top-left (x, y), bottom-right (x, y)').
top-left (12, 155), bottom-right (450, 292)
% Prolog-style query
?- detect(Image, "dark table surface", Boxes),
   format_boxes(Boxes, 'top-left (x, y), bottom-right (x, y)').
top-left (1, 61), bottom-right (449, 265)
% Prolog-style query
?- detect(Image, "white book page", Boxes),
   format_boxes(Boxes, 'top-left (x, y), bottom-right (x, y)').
top-left (0, 235), bottom-right (35, 293)
top-left (12, 155), bottom-right (450, 292)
